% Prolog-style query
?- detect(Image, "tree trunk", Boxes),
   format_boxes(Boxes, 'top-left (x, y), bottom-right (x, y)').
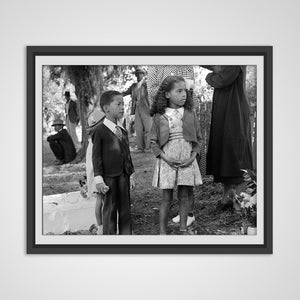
top-left (91, 66), bottom-right (104, 107)
top-left (71, 66), bottom-right (105, 163)
top-left (72, 89), bottom-right (89, 163)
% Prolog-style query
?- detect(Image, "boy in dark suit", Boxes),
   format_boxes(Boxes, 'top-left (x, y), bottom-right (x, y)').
top-left (47, 118), bottom-right (76, 165)
top-left (92, 91), bottom-right (135, 235)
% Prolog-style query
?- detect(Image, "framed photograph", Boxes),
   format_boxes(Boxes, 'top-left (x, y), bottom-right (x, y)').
top-left (27, 46), bottom-right (272, 254)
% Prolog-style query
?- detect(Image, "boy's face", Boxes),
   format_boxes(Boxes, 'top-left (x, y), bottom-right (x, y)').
top-left (104, 95), bottom-right (124, 120)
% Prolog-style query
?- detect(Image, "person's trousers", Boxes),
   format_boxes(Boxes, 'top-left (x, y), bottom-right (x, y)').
top-left (102, 173), bottom-right (132, 235)
top-left (66, 117), bottom-right (79, 149)
top-left (49, 141), bottom-right (65, 161)
top-left (134, 108), bottom-right (152, 150)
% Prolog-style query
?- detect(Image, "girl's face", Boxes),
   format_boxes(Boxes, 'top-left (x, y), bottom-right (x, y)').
top-left (166, 81), bottom-right (187, 109)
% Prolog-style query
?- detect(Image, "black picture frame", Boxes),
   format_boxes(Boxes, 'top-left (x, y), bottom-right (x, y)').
top-left (27, 46), bottom-right (272, 254)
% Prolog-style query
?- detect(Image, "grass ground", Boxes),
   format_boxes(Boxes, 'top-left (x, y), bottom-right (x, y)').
top-left (43, 139), bottom-right (248, 235)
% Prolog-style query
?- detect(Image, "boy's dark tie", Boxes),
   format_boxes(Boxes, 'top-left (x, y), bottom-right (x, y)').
top-left (115, 126), bottom-right (123, 140)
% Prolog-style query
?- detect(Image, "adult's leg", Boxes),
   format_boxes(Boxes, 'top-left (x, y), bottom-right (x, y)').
top-left (66, 117), bottom-right (71, 136)
top-left (160, 189), bottom-right (173, 234)
top-left (220, 176), bottom-right (244, 204)
top-left (178, 186), bottom-right (189, 232)
top-left (117, 173), bottom-right (132, 235)
top-left (140, 109), bottom-right (152, 150)
top-left (68, 120), bottom-right (79, 149)
top-left (48, 141), bottom-right (65, 161)
top-left (102, 177), bottom-right (118, 235)
top-left (134, 109), bottom-right (144, 150)
top-left (213, 176), bottom-right (245, 210)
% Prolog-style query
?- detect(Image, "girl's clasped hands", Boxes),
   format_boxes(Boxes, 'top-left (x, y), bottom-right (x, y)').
top-left (160, 152), bottom-right (197, 170)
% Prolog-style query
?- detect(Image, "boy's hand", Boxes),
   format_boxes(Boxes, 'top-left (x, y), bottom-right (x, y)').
top-left (96, 182), bottom-right (109, 194)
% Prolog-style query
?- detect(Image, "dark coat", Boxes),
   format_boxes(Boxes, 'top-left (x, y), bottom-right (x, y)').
top-left (92, 123), bottom-right (134, 178)
top-left (205, 66), bottom-right (253, 179)
top-left (67, 100), bottom-right (79, 124)
top-left (47, 129), bottom-right (76, 163)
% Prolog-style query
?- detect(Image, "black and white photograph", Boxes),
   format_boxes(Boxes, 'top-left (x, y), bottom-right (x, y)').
top-left (4, 0), bottom-right (300, 299)
top-left (42, 64), bottom-right (257, 236)
top-left (27, 46), bottom-right (272, 254)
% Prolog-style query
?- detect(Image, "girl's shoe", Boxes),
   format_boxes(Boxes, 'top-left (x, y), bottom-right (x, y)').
top-left (172, 215), bottom-right (195, 227)
top-left (172, 214), bottom-right (180, 223)
top-left (187, 216), bottom-right (195, 227)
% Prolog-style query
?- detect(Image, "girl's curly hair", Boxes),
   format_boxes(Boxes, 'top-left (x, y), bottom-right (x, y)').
top-left (150, 76), bottom-right (193, 116)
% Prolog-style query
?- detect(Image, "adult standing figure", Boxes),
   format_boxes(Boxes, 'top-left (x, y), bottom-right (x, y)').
top-left (122, 67), bottom-right (151, 153)
top-left (147, 65), bottom-right (198, 227)
top-left (204, 65), bottom-right (253, 209)
top-left (47, 118), bottom-right (76, 165)
top-left (65, 91), bottom-right (80, 149)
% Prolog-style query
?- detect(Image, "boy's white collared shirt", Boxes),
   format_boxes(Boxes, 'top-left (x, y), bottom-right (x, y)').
top-left (103, 117), bottom-right (125, 134)
top-left (94, 117), bottom-right (125, 184)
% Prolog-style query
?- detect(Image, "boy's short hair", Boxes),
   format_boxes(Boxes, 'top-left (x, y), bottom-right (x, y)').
top-left (100, 90), bottom-right (122, 111)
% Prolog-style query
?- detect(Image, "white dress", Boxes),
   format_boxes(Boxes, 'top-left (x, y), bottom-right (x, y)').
top-left (152, 107), bottom-right (202, 189)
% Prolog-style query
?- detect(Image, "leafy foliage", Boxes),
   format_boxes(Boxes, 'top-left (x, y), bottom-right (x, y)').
top-left (43, 65), bottom-right (257, 163)
top-left (235, 169), bottom-right (257, 229)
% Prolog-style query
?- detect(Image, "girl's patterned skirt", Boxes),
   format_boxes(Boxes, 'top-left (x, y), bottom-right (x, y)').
top-left (152, 137), bottom-right (202, 189)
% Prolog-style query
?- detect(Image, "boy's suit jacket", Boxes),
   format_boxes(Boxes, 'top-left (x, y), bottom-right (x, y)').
top-left (92, 123), bottom-right (134, 178)
top-left (150, 109), bottom-right (203, 158)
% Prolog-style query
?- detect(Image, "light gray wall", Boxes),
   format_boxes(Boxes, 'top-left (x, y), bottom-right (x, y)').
top-left (0, 0), bottom-right (299, 299)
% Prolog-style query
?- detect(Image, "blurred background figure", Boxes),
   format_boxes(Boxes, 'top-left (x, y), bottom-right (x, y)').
top-left (123, 67), bottom-right (151, 153)
top-left (64, 91), bottom-right (80, 150)
top-left (46, 118), bottom-right (76, 165)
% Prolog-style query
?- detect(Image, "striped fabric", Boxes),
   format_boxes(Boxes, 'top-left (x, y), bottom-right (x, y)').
top-left (168, 132), bottom-right (184, 141)
top-left (147, 65), bottom-right (195, 104)
top-left (115, 126), bottom-right (123, 140)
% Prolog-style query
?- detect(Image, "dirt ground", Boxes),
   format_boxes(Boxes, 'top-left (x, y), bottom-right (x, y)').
top-left (43, 139), bottom-right (248, 235)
